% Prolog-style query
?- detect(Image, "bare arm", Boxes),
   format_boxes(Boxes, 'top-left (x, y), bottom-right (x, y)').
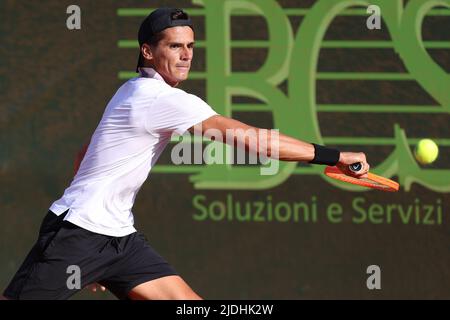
top-left (189, 115), bottom-right (370, 177)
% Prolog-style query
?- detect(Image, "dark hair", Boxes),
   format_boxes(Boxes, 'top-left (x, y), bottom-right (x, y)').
top-left (147, 32), bottom-right (166, 47)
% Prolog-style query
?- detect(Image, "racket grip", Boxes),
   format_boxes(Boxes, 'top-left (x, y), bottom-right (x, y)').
top-left (349, 162), bottom-right (362, 173)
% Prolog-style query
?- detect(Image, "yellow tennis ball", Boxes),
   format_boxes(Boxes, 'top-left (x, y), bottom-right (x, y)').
top-left (414, 139), bottom-right (439, 165)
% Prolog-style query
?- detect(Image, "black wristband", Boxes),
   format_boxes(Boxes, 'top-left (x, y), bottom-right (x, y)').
top-left (309, 143), bottom-right (340, 166)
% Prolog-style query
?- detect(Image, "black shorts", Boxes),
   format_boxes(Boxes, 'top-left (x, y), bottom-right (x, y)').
top-left (3, 210), bottom-right (177, 300)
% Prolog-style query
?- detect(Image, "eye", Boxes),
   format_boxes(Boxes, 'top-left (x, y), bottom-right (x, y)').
top-left (170, 44), bottom-right (181, 49)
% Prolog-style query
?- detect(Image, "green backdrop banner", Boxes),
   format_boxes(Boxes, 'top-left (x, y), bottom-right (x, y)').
top-left (1, 0), bottom-right (449, 299)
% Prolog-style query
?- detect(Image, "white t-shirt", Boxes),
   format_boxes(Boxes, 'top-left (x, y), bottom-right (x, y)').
top-left (49, 68), bottom-right (217, 236)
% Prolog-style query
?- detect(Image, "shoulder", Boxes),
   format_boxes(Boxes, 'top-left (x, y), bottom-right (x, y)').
top-left (156, 87), bottom-right (205, 106)
top-left (124, 77), bottom-right (171, 96)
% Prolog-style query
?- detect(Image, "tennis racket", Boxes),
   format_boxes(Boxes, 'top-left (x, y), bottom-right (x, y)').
top-left (324, 162), bottom-right (399, 192)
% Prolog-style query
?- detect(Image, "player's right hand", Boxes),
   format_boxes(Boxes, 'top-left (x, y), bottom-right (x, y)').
top-left (336, 152), bottom-right (370, 178)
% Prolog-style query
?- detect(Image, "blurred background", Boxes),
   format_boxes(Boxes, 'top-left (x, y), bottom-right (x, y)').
top-left (0, 0), bottom-right (449, 299)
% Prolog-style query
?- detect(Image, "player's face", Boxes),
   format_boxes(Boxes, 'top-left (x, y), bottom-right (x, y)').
top-left (151, 26), bottom-right (194, 87)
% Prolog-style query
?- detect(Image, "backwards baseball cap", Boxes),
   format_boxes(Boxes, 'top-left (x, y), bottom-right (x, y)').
top-left (136, 8), bottom-right (193, 72)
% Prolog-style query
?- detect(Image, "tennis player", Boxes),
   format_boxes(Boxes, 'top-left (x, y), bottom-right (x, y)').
top-left (2, 8), bottom-right (369, 300)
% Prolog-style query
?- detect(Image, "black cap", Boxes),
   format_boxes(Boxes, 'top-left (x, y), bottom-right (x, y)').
top-left (136, 8), bottom-right (193, 72)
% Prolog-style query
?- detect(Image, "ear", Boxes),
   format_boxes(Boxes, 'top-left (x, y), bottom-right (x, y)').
top-left (141, 43), bottom-right (154, 62)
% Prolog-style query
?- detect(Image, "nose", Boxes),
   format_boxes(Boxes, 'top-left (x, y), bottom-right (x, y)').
top-left (180, 46), bottom-right (192, 61)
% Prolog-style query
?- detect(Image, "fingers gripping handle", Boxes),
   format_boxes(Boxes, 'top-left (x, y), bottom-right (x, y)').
top-left (349, 162), bottom-right (362, 173)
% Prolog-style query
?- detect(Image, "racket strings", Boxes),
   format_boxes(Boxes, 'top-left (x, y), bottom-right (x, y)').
top-left (358, 177), bottom-right (390, 189)
top-left (324, 167), bottom-right (399, 192)
top-left (329, 174), bottom-right (386, 188)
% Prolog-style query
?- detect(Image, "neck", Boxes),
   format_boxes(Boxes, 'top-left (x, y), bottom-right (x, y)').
top-left (140, 67), bottom-right (179, 87)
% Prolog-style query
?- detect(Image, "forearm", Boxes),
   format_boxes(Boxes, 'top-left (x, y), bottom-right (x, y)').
top-left (276, 131), bottom-right (315, 162)
top-left (228, 127), bottom-right (316, 163)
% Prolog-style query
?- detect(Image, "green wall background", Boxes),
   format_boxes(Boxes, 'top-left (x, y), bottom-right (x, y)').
top-left (1, 0), bottom-right (449, 299)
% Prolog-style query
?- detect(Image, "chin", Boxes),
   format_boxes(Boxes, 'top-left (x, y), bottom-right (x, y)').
top-left (177, 74), bottom-right (189, 82)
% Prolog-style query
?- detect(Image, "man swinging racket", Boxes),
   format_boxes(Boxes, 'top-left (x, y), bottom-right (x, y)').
top-left (3, 7), bottom-right (369, 300)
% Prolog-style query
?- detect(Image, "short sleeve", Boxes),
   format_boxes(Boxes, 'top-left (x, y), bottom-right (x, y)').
top-left (145, 89), bottom-right (218, 135)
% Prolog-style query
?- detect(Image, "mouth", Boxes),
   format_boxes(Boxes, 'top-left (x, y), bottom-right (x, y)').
top-left (176, 65), bottom-right (190, 71)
